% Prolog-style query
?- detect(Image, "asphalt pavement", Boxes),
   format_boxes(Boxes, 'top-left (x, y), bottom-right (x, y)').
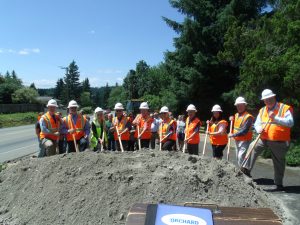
top-left (0, 124), bottom-right (38, 163)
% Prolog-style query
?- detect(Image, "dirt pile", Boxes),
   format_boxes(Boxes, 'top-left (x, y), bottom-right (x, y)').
top-left (0, 150), bottom-right (282, 225)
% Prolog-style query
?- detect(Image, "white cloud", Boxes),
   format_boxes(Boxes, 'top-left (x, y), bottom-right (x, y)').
top-left (28, 79), bottom-right (56, 88)
top-left (0, 48), bottom-right (40, 55)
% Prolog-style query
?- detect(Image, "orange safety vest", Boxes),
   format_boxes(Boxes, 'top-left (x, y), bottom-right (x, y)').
top-left (209, 120), bottom-right (228, 145)
top-left (259, 103), bottom-right (291, 141)
top-left (113, 116), bottom-right (130, 141)
top-left (159, 118), bottom-right (177, 143)
top-left (64, 114), bottom-right (86, 141)
top-left (185, 117), bottom-right (201, 144)
top-left (40, 112), bottom-right (60, 141)
top-left (233, 112), bottom-right (254, 141)
top-left (134, 115), bottom-right (154, 140)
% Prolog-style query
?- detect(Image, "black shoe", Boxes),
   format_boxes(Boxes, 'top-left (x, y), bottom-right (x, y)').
top-left (240, 168), bottom-right (252, 178)
top-left (264, 185), bottom-right (285, 192)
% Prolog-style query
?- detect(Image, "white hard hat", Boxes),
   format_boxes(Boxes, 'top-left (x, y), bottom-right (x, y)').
top-left (186, 104), bottom-right (197, 112)
top-left (47, 99), bottom-right (58, 107)
top-left (139, 102), bottom-right (149, 110)
top-left (261, 89), bottom-right (276, 100)
top-left (160, 106), bottom-right (169, 113)
top-left (114, 102), bottom-right (124, 110)
top-left (211, 104), bottom-right (223, 112)
top-left (67, 100), bottom-right (79, 108)
top-left (95, 107), bottom-right (104, 114)
top-left (234, 97), bottom-right (247, 105)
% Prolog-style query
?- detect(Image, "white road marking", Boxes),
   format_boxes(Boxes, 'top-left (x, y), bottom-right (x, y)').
top-left (0, 144), bottom-right (37, 155)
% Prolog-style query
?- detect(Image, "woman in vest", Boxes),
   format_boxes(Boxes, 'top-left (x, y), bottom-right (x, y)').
top-left (90, 107), bottom-right (107, 151)
top-left (159, 106), bottom-right (177, 151)
top-left (184, 104), bottom-right (201, 155)
top-left (228, 97), bottom-right (254, 176)
top-left (132, 102), bottom-right (154, 149)
top-left (207, 104), bottom-right (228, 159)
top-left (110, 103), bottom-right (131, 151)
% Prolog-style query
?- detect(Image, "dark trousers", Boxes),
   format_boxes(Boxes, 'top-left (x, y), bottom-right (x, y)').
top-left (136, 139), bottom-right (150, 150)
top-left (187, 143), bottom-right (199, 155)
top-left (212, 144), bottom-right (226, 159)
top-left (150, 132), bottom-right (158, 149)
top-left (128, 140), bottom-right (135, 151)
top-left (58, 137), bottom-right (67, 154)
top-left (162, 140), bottom-right (176, 151)
top-left (116, 140), bottom-right (129, 151)
top-left (107, 138), bottom-right (116, 151)
top-left (67, 137), bottom-right (88, 153)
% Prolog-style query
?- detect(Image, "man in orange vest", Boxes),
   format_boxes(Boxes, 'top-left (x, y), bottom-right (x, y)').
top-left (159, 106), bottom-right (177, 151)
top-left (246, 89), bottom-right (294, 191)
top-left (228, 97), bottom-right (254, 176)
top-left (132, 102), bottom-right (154, 149)
top-left (184, 104), bottom-right (201, 155)
top-left (110, 103), bottom-right (131, 151)
top-left (63, 100), bottom-right (90, 153)
top-left (39, 99), bottom-right (61, 156)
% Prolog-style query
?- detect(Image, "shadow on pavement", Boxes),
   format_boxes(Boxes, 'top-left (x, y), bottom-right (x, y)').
top-left (284, 186), bottom-right (300, 194)
top-left (254, 178), bottom-right (274, 185)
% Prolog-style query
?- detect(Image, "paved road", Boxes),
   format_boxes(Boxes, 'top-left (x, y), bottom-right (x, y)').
top-left (0, 125), bottom-right (38, 163)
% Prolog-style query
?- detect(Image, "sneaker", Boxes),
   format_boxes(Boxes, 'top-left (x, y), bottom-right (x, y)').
top-left (264, 185), bottom-right (285, 192)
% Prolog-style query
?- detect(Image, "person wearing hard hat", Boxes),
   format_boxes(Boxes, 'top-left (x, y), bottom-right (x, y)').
top-left (159, 106), bottom-right (177, 151)
top-left (110, 103), bottom-right (131, 151)
top-left (63, 100), bottom-right (90, 152)
top-left (90, 107), bottom-right (107, 151)
top-left (132, 102), bottom-right (154, 149)
top-left (245, 89), bottom-right (294, 191)
top-left (39, 99), bottom-right (61, 157)
top-left (228, 97), bottom-right (254, 175)
top-left (184, 104), bottom-right (201, 155)
top-left (207, 105), bottom-right (228, 159)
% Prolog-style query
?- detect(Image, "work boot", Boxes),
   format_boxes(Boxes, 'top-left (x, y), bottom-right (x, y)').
top-left (240, 167), bottom-right (252, 178)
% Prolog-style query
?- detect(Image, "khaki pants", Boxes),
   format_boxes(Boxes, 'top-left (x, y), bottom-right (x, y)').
top-left (249, 139), bottom-right (289, 185)
top-left (41, 138), bottom-right (57, 156)
top-left (235, 140), bottom-right (251, 169)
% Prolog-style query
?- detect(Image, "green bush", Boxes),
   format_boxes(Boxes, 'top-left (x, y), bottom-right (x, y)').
top-left (0, 163), bottom-right (7, 172)
top-left (0, 112), bottom-right (37, 128)
top-left (286, 143), bottom-right (300, 167)
top-left (80, 107), bottom-right (93, 115)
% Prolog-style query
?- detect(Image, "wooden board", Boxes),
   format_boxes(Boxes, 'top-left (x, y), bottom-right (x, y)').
top-left (126, 203), bottom-right (282, 225)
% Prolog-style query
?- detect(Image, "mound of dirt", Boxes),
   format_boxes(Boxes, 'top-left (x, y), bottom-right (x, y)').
top-left (0, 150), bottom-right (282, 225)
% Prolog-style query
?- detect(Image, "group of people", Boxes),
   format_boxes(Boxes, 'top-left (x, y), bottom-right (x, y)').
top-left (36, 88), bottom-right (294, 191)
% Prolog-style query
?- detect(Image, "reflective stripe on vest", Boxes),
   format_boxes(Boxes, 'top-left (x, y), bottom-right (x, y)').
top-left (209, 120), bottom-right (228, 145)
top-left (39, 112), bottom-right (60, 141)
top-left (160, 118), bottom-right (176, 142)
top-left (259, 103), bottom-right (291, 141)
top-left (233, 112), bottom-right (253, 141)
top-left (113, 116), bottom-right (130, 140)
top-left (185, 117), bottom-right (200, 144)
top-left (134, 115), bottom-right (153, 139)
top-left (65, 114), bottom-right (86, 141)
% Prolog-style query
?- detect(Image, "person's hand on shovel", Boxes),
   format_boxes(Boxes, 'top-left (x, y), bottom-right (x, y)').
top-left (68, 129), bottom-right (75, 134)
top-left (268, 111), bottom-right (276, 120)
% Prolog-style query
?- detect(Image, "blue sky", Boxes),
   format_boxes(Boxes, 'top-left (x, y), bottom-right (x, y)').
top-left (0, 0), bottom-right (183, 88)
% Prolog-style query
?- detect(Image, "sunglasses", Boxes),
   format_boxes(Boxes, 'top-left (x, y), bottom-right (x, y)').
top-left (116, 110), bottom-right (123, 112)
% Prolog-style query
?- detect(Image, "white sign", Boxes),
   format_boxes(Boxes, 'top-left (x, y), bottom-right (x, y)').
top-left (161, 214), bottom-right (207, 225)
